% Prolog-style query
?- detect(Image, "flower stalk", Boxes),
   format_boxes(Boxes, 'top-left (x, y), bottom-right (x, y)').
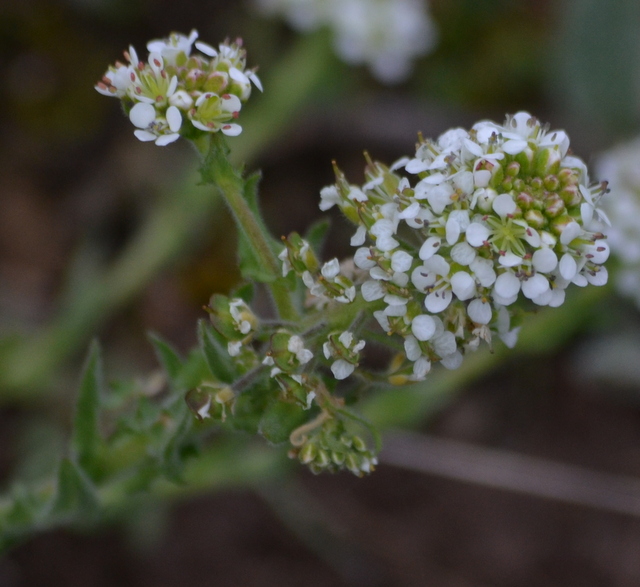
top-left (197, 132), bottom-right (299, 321)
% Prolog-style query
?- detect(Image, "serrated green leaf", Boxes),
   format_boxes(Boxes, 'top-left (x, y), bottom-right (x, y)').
top-left (51, 459), bottom-right (100, 521)
top-left (148, 333), bottom-right (184, 386)
top-left (258, 400), bottom-right (308, 445)
top-left (304, 217), bottom-right (331, 256)
top-left (72, 341), bottom-right (103, 472)
top-left (197, 320), bottom-right (236, 384)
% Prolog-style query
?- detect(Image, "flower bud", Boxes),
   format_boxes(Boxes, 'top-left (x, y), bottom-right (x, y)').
top-left (267, 331), bottom-right (314, 374)
top-left (279, 232), bottom-right (319, 276)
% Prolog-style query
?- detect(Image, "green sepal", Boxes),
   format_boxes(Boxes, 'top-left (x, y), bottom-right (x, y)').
top-left (197, 319), bottom-right (237, 384)
top-left (258, 399), bottom-right (309, 445)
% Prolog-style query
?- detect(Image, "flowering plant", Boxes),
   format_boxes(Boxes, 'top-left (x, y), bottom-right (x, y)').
top-left (0, 23), bottom-right (621, 554)
top-left (91, 32), bottom-right (613, 478)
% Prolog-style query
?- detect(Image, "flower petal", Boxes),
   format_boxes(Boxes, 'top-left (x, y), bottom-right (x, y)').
top-left (450, 271), bottom-right (476, 300)
top-left (411, 315), bottom-right (436, 341)
top-left (466, 223), bottom-right (490, 247)
top-left (522, 273), bottom-right (549, 299)
top-left (391, 250), bottom-right (413, 273)
top-left (331, 359), bottom-right (355, 380)
top-left (129, 102), bottom-right (156, 128)
top-left (419, 236), bottom-right (442, 260)
top-left (468, 298), bottom-right (492, 324)
top-left (494, 271), bottom-right (520, 298)
top-left (531, 247), bottom-right (558, 273)
top-left (425, 289), bottom-right (453, 313)
top-left (166, 105), bottom-right (182, 132)
top-left (221, 123), bottom-right (242, 136)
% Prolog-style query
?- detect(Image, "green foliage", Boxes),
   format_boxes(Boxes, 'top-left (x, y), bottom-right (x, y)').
top-left (259, 400), bottom-right (310, 445)
top-left (237, 172), bottom-right (279, 283)
top-left (50, 459), bottom-right (100, 522)
top-left (304, 218), bottom-right (332, 257)
top-left (0, 337), bottom-right (223, 549)
top-left (148, 334), bottom-right (185, 387)
top-left (72, 340), bottom-right (103, 475)
top-left (197, 319), bottom-right (238, 384)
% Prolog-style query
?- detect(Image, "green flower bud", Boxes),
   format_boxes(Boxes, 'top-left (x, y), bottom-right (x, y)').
top-left (279, 232), bottom-right (320, 277)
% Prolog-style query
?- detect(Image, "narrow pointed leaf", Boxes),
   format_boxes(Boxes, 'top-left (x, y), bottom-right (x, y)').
top-left (148, 333), bottom-right (184, 387)
top-left (72, 340), bottom-right (103, 470)
top-left (304, 218), bottom-right (331, 256)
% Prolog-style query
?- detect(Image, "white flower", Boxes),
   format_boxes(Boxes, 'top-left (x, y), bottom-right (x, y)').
top-left (319, 185), bottom-right (341, 211)
top-left (255, 0), bottom-right (438, 84)
top-left (147, 30), bottom-right (198, 65)
top-left (323, 331), bottom-right (365, 380)
top-left (331, 359), bottom-right (356, 380)
top-left (288, 335), bottom-right (314, 364)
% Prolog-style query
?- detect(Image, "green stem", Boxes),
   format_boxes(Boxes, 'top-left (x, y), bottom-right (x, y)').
top-left (198, 132), bottom-right (299, 322)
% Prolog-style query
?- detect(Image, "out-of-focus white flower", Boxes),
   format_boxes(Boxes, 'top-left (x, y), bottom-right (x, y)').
top-left (254, 0), bottom-right (437, 84)
top-left (596, 138), bottom-right (640, 306)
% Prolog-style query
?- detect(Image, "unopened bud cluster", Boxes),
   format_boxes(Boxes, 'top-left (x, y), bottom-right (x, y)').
top-left (290, 413), bottom-right (378, 476)
top-left (95, 30), bottom-right (262, 145)
top-left (315, 112), bottom-right (610, 381)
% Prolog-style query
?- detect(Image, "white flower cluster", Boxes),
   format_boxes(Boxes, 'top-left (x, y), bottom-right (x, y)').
top-left (254, 0), bottom-right (437, 83)
top-left (320, 112), bottom-right (610, 381)
top-left (596, 137), bottom-right (640, 306)
top-left (95, 30), bottom-right (262, 145)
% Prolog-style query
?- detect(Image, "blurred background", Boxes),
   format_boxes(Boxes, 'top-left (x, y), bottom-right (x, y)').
top-left (2, 0), bottom-right (640, 584)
